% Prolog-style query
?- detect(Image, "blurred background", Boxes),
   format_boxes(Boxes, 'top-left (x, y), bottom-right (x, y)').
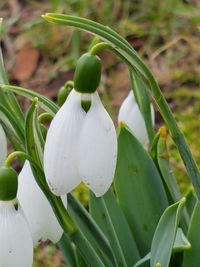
top-left (0, 0), bottom-right (200, 266)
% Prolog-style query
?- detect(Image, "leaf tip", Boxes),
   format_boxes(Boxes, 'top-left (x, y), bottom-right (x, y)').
top-left (41, 13), bottom-right (52, 22)
top-left (156, 263), bottom-right (162, 267)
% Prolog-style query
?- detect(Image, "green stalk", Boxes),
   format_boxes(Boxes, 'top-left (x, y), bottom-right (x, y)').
top-left (42, 13), bottom-right (200, 199)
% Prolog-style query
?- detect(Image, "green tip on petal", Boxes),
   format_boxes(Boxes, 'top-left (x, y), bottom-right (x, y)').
top-left (0, 167), bottom-right (18, 201)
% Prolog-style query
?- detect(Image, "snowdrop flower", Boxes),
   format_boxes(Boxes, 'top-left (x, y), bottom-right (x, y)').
top-left (118, 90), bottom-right (155, 145)
top-left (44, 53), bottom-right (117, 197)
top-left (0, 124), bottom-right (7, 166)
top-left (18, 161), bottom-right (66, 246)
top-left (0, 166), bottom-right (33, 267)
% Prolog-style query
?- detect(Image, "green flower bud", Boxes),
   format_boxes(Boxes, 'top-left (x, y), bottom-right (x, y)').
top-left (57, 85), bottom-right (72, 106)
top-left (74, 53), bottom-right (101, 93)
top-left (0, 167), bottom-right (18, 201)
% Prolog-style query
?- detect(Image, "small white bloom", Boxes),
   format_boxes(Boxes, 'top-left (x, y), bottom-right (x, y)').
top-left (78, 93), bottom-right (117, 197)
top-left (44, 90), bottom-right (85, 195)
top-left (118, 90), bottom-right (155, 145)
top-left (17, 161), bottom-right (66, 246)
top-left (0, 124), bottom-right (7, 166)
top-left (0, 201), bottom-right (33, 267)
top-left (44, 89), bottom-right (117, 197)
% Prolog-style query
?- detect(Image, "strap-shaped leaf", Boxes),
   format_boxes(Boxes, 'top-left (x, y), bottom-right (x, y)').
top-left (72, 230), bottom-right (106, 267)
top-left (115, 125), bottom-right (168, 255)
top-left (25, 98), bottom-right (44, 166)
top-left (133, 252), bottom-right (151, 267)
top-left (0, 104), bottom-right (24, 151)
top-left (183, 201), bottom-right (200, 267)
top-left (0, 84), bottom-right (58, 116)
top-left (155, 128), bottom-right (181, 203)
top-left (150, 198), bottom-right (185, 267)
top-left (0, 19), bottom-right (25, 126)
top-left (185, 189), bottom-right (197, 218)
top-left (68, 194), bottom-right (116, 267)
top-left (90, 189), bottom-right (140, 267)
top-left (173, 228), bottom-right (191, 252)
top-left (58, 234), bottom-right (77, 267)
top-left (133, 228), bottom-right (190, 267)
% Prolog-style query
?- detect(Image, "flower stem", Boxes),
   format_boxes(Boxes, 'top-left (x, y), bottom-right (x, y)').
top-left (89, 42), bottom-right (112, 55)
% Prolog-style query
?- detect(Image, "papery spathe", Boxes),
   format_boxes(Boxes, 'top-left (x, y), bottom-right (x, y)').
top-left (17, 161), bottom-right (65, 246)
top-left (118, 90), bottom-right (155, 145)
top-left (0, 201), bottom-right (33, 267)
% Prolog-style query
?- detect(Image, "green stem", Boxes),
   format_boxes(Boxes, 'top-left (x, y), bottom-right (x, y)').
top-left (38, 113), bottom-right (53, 124)
top-left (64, 80), bottom-right (74, 88)
top-left (89, 42), bottom-right (111, 55)
top-left (5, 151), bottom-right (32, 168)
top-left (42, 13), bottom-right (200, 199)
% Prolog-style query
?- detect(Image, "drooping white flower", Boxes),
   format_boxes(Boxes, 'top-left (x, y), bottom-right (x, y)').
top-left (17, 161), bottom-right (65, 246)
top-left (44, 89), bottom-right (117, 197)
top-left (0, 124), bottom-right (7, 166)
top-left (0, 200), bottom-right (33, 267)
top-left (118, 90), bottom-right (155, 145)
top-left (78, 93), bottom-right (117, 197)
top-left (44, 90), bottom-right (85, 196)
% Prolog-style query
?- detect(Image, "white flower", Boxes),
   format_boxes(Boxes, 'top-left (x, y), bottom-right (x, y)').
top-left (118, 90), bottom-right (155, 145)
top-left (0, 200), bottom-right (33, 267)
top-left (78, 93), bottom-right (117, 197)
top-left (17, 161), bottom-right (66, 246)
top-left (44, 90), bottom-right (84, 195)
top-left (0, 124), bottom-right (7, 166)
top-left (44, 89), bottom-right (117, 197)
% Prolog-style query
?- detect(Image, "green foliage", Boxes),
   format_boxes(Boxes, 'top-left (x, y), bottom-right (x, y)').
top-left (0, 5), bottom-right (200, 267)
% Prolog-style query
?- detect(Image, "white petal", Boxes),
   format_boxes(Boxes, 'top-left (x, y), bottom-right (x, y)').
top-left (118, 90), bottom-right (155, 145)
top-left (17, 161), bottom-right (66, 246)
top-left (0, 201), bottom-right (33, 267)
top-left (0, 124), bottom-right (7, 166)
top-left (44, 89), bottom-right (85, 195)
top-left (78, 92), bottom-right (117, 197)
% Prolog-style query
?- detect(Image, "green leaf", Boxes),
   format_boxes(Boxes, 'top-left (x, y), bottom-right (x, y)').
top-left (72, 230), bottom-right (106, 267)
top-left (150, 197), bottom-right (186, 267)
top-left (155, 129), bottom-right (181, 203)
top-left (68, 193), bottom-right (116, 267)
top-left (183, 201), bottom-right (200, 267)
top-left (58, 234), bottom-right (77, 267)
top-left (0, 19), bottom-right (25, 127)
top-left (133, 253), bottom-right (151, 267)
top-left (90, 189), bottom-right (140, 267)
top-left (0, 104), bottom-right (24, 151)
top-left (25, 98), bottom-right (43, 166)
top-left (153, 130), bottom-right (190, 231)
top-left (185, 189), bottom-right (197, 218)
top-left (0, 84), bottom-right (58, 116)
top-left (115, 126), bottom-right (168, 255)
top-left (173, 228), bottom-right (191, 252)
